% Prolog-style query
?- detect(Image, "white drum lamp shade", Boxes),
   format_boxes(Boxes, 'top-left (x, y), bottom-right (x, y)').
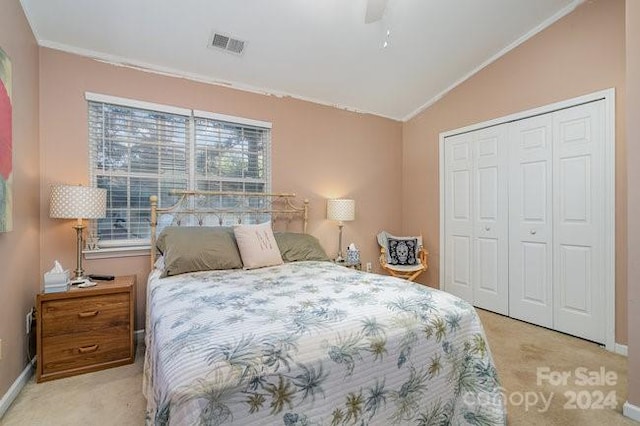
top-left (327, 199), bottom-right (355, 223)
top-left (50, 184), bottom-right (107, 221)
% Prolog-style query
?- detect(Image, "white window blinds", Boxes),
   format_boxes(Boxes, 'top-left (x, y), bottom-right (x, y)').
top-left (87, 95), bottom-right (271, 246)
top-left (194, 117), bottom-right (270, 193)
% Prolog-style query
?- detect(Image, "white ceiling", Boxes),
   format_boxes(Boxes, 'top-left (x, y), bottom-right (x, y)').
top-left (20, 0), bottom-right (581, 121)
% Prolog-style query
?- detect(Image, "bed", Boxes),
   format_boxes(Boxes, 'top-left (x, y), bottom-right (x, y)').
top-left (143, 191), bottom-right (506, 425)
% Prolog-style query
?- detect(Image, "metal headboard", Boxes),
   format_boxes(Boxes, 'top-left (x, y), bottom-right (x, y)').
top-left (149, 190), bottom-right (309, 270)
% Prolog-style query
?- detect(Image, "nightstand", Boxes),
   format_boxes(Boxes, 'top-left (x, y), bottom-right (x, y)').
top-left (334, 260), bottom-right (362, 270)
top-left (35, 275), bottom-right (136, 382)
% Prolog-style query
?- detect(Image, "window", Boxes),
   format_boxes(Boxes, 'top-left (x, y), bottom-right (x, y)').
top-left (87, 93), bottom-right (271, 248)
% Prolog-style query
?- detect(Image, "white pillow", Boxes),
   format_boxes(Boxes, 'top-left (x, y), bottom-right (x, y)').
top-left (233, 222), bottom-right (284, 269)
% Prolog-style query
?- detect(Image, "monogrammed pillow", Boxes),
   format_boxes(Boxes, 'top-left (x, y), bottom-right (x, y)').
top-left (233, 222), bottom-right (284, 269)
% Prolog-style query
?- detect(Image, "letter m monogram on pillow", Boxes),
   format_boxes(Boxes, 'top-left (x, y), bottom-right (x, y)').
top-left (255, 230), bottom-right (273, 250)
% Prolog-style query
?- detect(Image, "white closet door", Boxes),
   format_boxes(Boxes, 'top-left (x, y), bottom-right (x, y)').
top-left (472, 125), bottom-right (509, 314)
top-left (444, 133), bottom-right (474, 302)
top-left (552, 101), bottom-right (605, 343)
top-left (509, 114), bottom-right (554, 327)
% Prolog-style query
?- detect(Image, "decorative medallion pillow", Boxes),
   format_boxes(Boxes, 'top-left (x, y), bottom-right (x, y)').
top-left (234, 222), bottom-right (284, 269)
top-left (387, 237), bottom-right (419, 265)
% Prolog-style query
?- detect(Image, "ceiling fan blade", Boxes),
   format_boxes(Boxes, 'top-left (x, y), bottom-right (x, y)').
top-left (364, 0), bottom-right (388, 24)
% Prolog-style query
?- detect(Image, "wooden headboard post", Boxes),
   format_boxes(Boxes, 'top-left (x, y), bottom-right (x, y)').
top-left (149, 191), bottom-right (309, 271)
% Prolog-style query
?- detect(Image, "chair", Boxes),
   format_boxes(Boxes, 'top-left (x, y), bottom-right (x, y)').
top-left (377, 231), bottom-right (428, 281)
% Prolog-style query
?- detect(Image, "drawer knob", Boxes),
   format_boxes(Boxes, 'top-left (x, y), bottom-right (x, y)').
top-left (78, 310), bottom-right (99, 318)
top-left (78, 344), bottom-right (99, 354)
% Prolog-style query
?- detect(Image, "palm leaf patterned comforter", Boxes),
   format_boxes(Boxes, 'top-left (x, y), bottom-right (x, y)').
top-left (144, 261), bottom-right (506, 425)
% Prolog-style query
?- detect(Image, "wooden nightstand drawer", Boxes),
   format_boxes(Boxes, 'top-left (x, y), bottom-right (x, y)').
top-left (36, 275), bottom-right (136, 382)
top-left (41, 293), bottom-right (130, 337)
top-left (40, 327), bottom-right (131, 376)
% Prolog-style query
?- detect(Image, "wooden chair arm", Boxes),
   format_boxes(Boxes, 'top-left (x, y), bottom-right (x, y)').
top-left (379, 247), bottom-right (387, 268)
top-left (419, 247), bottom-right (429, 270)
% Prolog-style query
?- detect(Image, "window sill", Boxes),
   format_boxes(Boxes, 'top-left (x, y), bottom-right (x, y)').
top-left (83, 245), bottom-right (151, 260)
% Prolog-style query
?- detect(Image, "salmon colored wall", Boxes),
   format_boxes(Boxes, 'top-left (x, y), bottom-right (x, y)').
top-left (401, 0), bottom-right (629, 342)
top-left (625, 0), bottom-right (640, 409)
top-left (0, 0), bottom-right (40, 400)
top-left (38, 48), bottom-right (403, 328)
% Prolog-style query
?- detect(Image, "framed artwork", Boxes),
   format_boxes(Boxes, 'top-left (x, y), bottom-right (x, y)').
top-left (0, 47), bottom-right (12, 232)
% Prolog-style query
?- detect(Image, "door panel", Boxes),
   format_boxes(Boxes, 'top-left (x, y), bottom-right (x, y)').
top-left (452, 235), bottom-right (472, 290)
top-left (553, 101), bottom-right (605, 343)
top-left (472, 125), bottom-right (509, 315)
top-left (559, 245), bottom-right (591, 312)
top-left (509, 114), bottom-right (553, 327)
top-left (477, 238), bottom-right (498, 293)
top-left (559, 155), bottom-right (591, 224)
top-left (444, 133), bottom-right (474, 302)
top-left (478, 167), bottom-right (498, 220)
top-left (522, 161), bottom-right (547, 221)
top-left (453, 170), bottom-right (471, 219)
top-left (521, 242), bottom-right (548, 304)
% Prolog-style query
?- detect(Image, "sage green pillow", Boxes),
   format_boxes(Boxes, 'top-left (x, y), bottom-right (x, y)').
top-left (274, 232), bottom-right (329, 262)
top-left (156, 227), bottom-right (243, 277)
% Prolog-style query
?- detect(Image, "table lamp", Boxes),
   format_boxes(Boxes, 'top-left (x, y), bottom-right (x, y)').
top-left (327, 198), bottom-right (355, 262)
top-left (50, 184), bottom-right (107, 280)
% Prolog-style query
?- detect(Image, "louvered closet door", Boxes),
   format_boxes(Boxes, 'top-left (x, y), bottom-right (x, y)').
top-left (508, 114), bottom-right (554, 327)
top-left (472, 125), bottom-right (509, 315)
top-left (552, 101), bottom-right (605, 343)
top-left (444, 133), bottom-right (474, 302)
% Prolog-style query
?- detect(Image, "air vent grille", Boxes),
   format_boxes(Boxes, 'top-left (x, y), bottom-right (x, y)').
top-left (226, 38), bottom-right (245, 54)
top-left (210, 32), bottom-right (246, 55)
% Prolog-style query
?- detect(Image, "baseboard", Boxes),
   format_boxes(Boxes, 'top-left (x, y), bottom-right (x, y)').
top-left (614, 343), bottom-right (628, 356)
top-left (0, 358), bottom-right (36, 419)
top-left (624, 401), bottom-right (640, 421)
top-left (134, 329), bottom-right (145, 344)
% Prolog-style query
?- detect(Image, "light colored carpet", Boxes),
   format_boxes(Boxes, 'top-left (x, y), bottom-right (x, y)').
top-left (1, 345), bottom-right (146, 426)
top-left (477, 309), bottom-right (635, 425)
top-left (1, 311), bottom-right (637, 425)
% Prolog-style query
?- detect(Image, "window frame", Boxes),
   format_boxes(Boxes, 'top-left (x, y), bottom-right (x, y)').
top-left (84, 92), bottom-right (272, 258)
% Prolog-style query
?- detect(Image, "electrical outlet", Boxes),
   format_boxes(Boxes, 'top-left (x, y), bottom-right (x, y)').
top-left (25, 308), bottom-right (33, 335)
top-left (366, 262), bottom-right (372, 273)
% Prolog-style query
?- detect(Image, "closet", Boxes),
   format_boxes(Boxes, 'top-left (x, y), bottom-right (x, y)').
top-left (441, 91), bottom-right (614, 347)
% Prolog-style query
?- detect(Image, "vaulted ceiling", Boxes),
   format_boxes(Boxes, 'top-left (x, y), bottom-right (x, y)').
top-left (21, 0), bottom-right (581, 120)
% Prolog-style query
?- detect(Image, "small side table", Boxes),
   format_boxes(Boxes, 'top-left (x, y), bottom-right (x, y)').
top-left (36, 275), bottom-right (136, 382)
top-left (334, 260), bottom-right (362, 270)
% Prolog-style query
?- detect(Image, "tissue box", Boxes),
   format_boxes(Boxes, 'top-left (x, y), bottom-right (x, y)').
top-left (44, 282), bottom-right (70, 293)
top-left (44, 269), bottom-right (70, 289)
top-left (347, 249), bottom-right (360, 264)
top-left (44, 269), bottom-right (70, 285)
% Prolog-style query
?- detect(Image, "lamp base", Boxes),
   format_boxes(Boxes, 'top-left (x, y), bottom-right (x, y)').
top-left (72, 273), bottom-right (89, 281)
top-left (335, 223), bottom-right (345, 264)
top-left (73, 223), bottom-right (86, 281)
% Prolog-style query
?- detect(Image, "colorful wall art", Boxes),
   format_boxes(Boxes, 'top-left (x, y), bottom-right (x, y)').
top-left (0, 47), bottom-right (12, 232)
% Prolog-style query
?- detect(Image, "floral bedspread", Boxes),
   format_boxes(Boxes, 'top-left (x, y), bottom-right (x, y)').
top-left (144, 261), bottom-right (505, 425)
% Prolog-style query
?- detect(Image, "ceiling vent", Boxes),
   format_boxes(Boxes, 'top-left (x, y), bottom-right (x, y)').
top-left (209, 32), bottom-right (246, 55)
